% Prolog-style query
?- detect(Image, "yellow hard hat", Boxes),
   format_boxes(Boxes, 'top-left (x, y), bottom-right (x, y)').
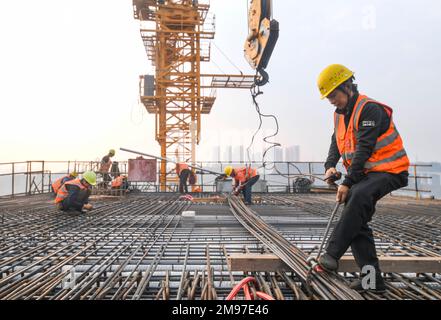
top-left (317, 64), bottom-right (354, 99)
top-left (109, 149), bottom-right (116, 156)
top-left (224, 166), bottom-right (233, 177)
top-left (70, 172), bottom-right (79, 178)
top-left (82, 171), bottom-right (97, 186)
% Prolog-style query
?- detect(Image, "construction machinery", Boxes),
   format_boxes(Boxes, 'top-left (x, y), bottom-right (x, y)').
top-left (133, 0), bottom-right (279, 191)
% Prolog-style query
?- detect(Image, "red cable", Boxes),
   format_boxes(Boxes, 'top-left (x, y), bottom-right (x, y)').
top-left (243, 284), bottom-right (253, 300)
top-left (226, 277), bottom-right (275, 301)
top-left (226, 277), bottom-right (256, 301)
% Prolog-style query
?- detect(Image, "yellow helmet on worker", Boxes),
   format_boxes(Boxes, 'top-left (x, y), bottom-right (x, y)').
top-left (317, 64), bottom-right (354, 99)
top-left (224, 166), bottom-right (233, 177)
top-left (70, 172), bottom-right (79, 178)
top-left (109, 149), bottom-right (116, 157)
top-left (82, 171), bottom-right (97, 186)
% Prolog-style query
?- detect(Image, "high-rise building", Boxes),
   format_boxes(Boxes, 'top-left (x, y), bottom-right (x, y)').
top-left (285, 145), bottom-right (300, 162)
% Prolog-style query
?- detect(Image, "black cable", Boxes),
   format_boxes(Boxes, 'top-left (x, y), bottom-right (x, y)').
top-left (245, 74), bottom-right (330, 184)
top-left (246, 78), bottom-right (281, 170)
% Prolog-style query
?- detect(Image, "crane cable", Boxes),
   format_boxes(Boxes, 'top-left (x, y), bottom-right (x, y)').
top-left (245, 76), bottom-right (331, 184)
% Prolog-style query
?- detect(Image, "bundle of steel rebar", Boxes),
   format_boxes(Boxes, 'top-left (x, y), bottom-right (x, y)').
top-left (1, 193), bottom-right (440, 300)
top-left (228, 196), bottom-right (364, 300)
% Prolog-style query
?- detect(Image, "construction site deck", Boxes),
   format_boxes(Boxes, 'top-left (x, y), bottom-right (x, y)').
top-left (1, 192), bottom-right (440, 300)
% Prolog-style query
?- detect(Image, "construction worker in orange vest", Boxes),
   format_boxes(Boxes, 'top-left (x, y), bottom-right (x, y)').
top-left (111, 175), bottom-right (129, 190)
top-left (224, 166), bottom-right (260, 205)
top-left (99, 149), bottom-right (116, 187)
top-left (51, 172), bottom-right (78, 195)
top-left (317, 64), bottom-right (410, 293)
top-left (55, 171), bottom-right (96, 213)
top-left (176, 163), bottom-right (196, 194)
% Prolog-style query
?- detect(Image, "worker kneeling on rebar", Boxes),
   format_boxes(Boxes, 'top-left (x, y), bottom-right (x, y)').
top-left (54, 171), bottom-right (97, 213)
top-left (51, 172), bottom-right (78, 196)
top-left (224, 166), bottom-right (260, 205)
top-left (317, 64), bottom-right (410, 293)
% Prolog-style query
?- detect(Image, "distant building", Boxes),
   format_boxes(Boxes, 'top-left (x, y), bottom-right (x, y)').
top-left (212, 145), bottom-right (221, 162)
top-left (285, 145), bottom-right (300, 162)
top-left (223, 146), bottom-right (233, 163)
top-left (233, 146), bottom-right (245, 163)
top-left (274, 148), bottom-right (284, 162)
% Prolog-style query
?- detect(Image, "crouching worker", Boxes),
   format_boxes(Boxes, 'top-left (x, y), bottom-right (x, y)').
top-left (51, 172), bottom-right (78, 195)
top-left (55, 171), bottom-right (97, 213)
top-left (224, 166), bottom-right (260, 205)
top-left (111, 175), bottom-right (129, 190)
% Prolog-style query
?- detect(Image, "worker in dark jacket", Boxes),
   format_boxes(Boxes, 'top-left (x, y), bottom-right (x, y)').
top-left (317, 64), bottom-right (410, 293)
top-left (55, 171), bottom-right (96, 213)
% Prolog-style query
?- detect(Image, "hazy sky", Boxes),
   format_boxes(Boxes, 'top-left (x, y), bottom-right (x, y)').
top-left (1, 0), bottom-right (440, 164)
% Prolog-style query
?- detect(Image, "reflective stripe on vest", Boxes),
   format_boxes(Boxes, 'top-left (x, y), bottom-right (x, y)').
top-left (54, 179), bottom-right (86, 204)
top-left (334, 94), bottom-right (409, 174)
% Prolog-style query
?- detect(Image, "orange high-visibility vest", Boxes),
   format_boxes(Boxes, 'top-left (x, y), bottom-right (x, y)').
top-left (52, 175), bottom-right (74, 194)
top-left (111, 176), bottom-right (124, 188)
top-left (234, 167), bottom-right (258, 184)
top-left (334, 94), bottom-right (410, 174)
top-left (54, 179), bottom-right (86, 204)
top-left (176, 163), bottom-right (190, 175)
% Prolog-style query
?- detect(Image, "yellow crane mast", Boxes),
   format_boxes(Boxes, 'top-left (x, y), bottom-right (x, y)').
top-left (133, 0), bottom-right (277, 191)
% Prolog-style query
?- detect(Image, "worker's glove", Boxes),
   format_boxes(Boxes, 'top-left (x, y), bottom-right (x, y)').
top-left (232, 187), bottom-right (241, 196)
top-left (83, 204), bottom-right (93, 211)
top-left (324, 169), bottom-right (342, 185)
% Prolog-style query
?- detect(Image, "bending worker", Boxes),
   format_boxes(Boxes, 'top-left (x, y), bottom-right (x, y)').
top-left (224, 166), bottom-right (260, 205)
top-left (317, 64), bottom-right (409, 293)
top-left (176, 162), bottom-right (196, 194)
top-left (55, 171), bottom-right (97, 213)
top-left (111, 175), bottom-right (129, 190)
top-left (51, 172), bottom-right (78, 195)
top-left (99, 149), bottom-right (116, 186)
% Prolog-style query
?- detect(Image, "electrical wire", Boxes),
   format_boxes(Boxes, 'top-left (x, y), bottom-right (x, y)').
top-left (245, 77), bottom-right (331, 184)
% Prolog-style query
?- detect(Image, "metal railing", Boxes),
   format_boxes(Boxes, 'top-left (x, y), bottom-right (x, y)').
top-left (0, 160), bottom-right (435, 199)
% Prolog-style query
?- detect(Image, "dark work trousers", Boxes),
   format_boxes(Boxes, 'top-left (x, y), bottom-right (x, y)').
top-left (242, 175), bottom-right (260, 204)
top-left (326, 172), bottom-right (408, 272)
top-left (179, 169), bottom-right (192, 194)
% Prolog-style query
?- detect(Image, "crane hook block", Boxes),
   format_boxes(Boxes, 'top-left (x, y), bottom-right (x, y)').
top-left (244, 0), bottom-right (279, 85)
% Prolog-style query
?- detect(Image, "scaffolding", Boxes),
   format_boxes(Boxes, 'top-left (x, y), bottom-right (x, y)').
top-left (133, 1), bottom-right (256, 190)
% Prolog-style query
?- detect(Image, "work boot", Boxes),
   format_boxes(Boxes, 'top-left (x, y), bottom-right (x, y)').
top-left (350, 274), bottom-right (386, 294)
top-left (318, 253), bottom-right (339, 272)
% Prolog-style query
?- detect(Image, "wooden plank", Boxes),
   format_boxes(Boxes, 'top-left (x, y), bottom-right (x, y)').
top-left (228, 254), bottom-right (441, 274)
